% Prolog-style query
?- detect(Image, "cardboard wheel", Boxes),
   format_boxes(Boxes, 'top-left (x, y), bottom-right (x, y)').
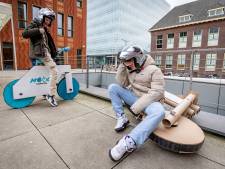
top-left (149, 116), bottom-right (205, 153)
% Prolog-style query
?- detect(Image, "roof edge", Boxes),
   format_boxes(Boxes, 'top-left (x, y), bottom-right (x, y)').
top-left (149, 16), bottom-right (225, 32)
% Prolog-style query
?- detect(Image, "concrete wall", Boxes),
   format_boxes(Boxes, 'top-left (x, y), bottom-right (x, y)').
top-left (72, 72), bottom-right (225, 116)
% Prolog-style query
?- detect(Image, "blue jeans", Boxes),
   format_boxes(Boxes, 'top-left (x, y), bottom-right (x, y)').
top-left (108, 83), bottom-right (165, 147)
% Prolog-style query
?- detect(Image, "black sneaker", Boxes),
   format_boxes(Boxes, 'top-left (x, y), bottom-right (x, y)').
top-left (46, 95), bottom-right (58, 107)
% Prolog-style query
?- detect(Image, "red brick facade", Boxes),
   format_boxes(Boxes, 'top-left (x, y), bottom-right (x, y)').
top-left (150, 19), bottom-right (225, 78)
top-left (0, 0), bottom-right (86, 70)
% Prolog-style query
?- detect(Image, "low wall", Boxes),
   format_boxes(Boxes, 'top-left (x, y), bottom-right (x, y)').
top-left (72, 72), bottom-right (225, 116)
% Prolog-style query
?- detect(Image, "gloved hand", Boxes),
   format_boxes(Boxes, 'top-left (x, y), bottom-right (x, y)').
top-left (39, 28), bottom-right (45, 34)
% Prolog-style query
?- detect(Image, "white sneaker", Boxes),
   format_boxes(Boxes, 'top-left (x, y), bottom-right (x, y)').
top-left (109, 135), bottom-right (136, 161)
top-left (46, 95), bottom-right (58, 107)
top-left (114, 115), bottom-right (129, 132)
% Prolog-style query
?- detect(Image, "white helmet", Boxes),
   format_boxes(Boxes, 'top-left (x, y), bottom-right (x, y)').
top-left (119, 45), bottom-right (147, 68)
top-left (37, 8), bottom-right (56, 23)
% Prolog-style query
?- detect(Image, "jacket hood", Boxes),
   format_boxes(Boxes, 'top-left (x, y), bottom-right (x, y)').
top-left (143, 54), bottom-right (155, 68)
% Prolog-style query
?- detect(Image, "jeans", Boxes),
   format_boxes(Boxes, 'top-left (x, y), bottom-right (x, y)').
top-left (108, 83), bottom-right (165, 147)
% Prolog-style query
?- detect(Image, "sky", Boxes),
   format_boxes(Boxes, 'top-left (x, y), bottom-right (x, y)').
top-left (166, 0), bottom-right (198, 8)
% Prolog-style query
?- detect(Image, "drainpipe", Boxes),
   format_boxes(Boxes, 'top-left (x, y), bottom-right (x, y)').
top-left (0, 42), bottom-right (3, 70)
top-left (11, 16), bottom-right (17, 71)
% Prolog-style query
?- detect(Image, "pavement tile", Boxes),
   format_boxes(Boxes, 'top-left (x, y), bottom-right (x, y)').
top-left (0, 131), bottom-right (68, 169)
top-left (75, 93), bottom-right (112, 110)
top-left (22, 98), bottom-right (94, 129)
top-left (198, 132), bottom-right (225, 166)
top-left (0, 109), bottom-right (35, 141)
top-left (114, 140), bottom-right (225, 169)
top-left (41, 112), bottom-right (130, 169)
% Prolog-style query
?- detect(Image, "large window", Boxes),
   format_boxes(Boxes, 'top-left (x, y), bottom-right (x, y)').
top-left (193, 53), bottom-right (200, 70)
top-left (77, 0), bottom-right (82, 8)
top-left (165, 55), bottom-right (173, 69)
top-left (67, 16), bottom-right (73, 37)
top-left (192, 30), bottom-right (202, 47)
top-left (18, 1), bottom-right (27, 28)
top-left (177, 54), bottom-right (186, 70)
top-left (167, 33), bottom-right (174, 49)
top-left (179, 32), bottom-right (187, 48)
top-left (208, 27), bottom-right (219, 46)
top-left (206, 53), bottom-right (217, 71)
top-left (155, 55), bottom-right (162, 67)
top-left (57, 13), bottom-right (64, 36)
top-left (156, 35), bottom-right (163, 49)
top-left (32, 6), bottom-right (41, 19)
top-left (208, 7), bottom-right (224, 17)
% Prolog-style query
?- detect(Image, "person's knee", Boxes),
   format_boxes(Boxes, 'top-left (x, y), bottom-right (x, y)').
top-left (108, 83), bottom-right (121, 94)
top-left (146, 102), bottom-right (165, 118)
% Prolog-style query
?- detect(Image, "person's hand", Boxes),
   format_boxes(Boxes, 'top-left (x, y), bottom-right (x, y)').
top-left (39, 28), bottom-right (45, 34)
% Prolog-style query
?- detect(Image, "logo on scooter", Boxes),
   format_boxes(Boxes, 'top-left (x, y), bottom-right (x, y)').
top-left (30, 76), bottom-right (50, 85)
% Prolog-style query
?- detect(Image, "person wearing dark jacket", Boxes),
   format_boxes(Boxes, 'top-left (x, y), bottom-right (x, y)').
top-left (22, 8), bottom-right (58, 107)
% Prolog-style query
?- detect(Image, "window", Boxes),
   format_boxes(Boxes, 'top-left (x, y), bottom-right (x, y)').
top-left (77, 0), bottom-right (82, 8)
top-left (18, 1), bottom-right (27, 28)
top-left (32, 6), bottom-right (41, 19)
top-left (208, 7), bottom-right (224, 17)
top-left (208, 27), bottom-right (219, 46)
top-left (156, 35), bottom-right (163, 49)
top-left (179, 32), bottom-right (187, 48)
top-left (192, 30), bottom-right (202, 47)
top-left (67, 16), bottom-right (73, 37)
top-left (155, 55), bottom-right (162, 67)
top-left (77, 49), bottom-right (82, 68)
top-left (177, 54), bottom-right (186, 70)
top-left (193, 53), bottom-right (200, 70)
top-left (206, 53), bottom-right (217, 71)
top-left (57, 13), bottom-right (64, 36)
top-left (179, 14), bottom-right (192, 23)
top-left (167, 33), bottom-right (174, 49)
top-left (165, 55), bottom-right (173, 68)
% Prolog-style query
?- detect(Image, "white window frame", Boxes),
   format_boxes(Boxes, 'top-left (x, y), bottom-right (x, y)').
top-left (193, 53), bottom-right (200, 70)
top-left (205, 53), bottom-right (217, 71)
top-left (179, 32), bottom-right (187, 48)
top-left (208, 7), bottom-right (225, 17)
top-left (177, 54), bottom-right (186, 70)
top-left (179, 14), bottom-right (192, 23)
top-left (192, 30), bottom-right (202, 47)
top-left (208, 27), bottom-right (219, 46)
top-left (155, 55), bottom-right (162, 67)
top-left (165, 55), bottom-right (173, 69)
top-left (67, 16), bottom-right (73, 38)
top-left (167, 33), bottom-right (174, 49)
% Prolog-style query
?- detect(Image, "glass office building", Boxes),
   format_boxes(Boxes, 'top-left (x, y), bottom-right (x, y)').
top-left (87, 0), bottom-right (170, 58)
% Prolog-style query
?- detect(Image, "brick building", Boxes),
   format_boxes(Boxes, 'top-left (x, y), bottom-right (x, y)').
top-left (0, 0), bottom-right (86, 70)
top-left (150, 0), bottom-right (225, 78)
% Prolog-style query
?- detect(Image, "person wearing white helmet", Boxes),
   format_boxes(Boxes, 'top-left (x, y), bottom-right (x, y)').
top-left (22, 8), bottom-right (58, 107)
top-left (108, 45), bottom-right (165, 161)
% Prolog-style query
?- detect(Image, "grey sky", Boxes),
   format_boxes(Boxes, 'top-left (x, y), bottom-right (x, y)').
top-left (166, 0), bottom-right (197, 8)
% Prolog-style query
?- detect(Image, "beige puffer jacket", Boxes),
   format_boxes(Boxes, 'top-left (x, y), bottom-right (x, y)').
top-left (116, 55), bottom-right (165, 114)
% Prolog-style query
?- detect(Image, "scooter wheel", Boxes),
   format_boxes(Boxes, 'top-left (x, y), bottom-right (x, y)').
top-left (3, 79), bottom-right (35, 109)
top-left (57, 78), bottom-right (79, 100)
